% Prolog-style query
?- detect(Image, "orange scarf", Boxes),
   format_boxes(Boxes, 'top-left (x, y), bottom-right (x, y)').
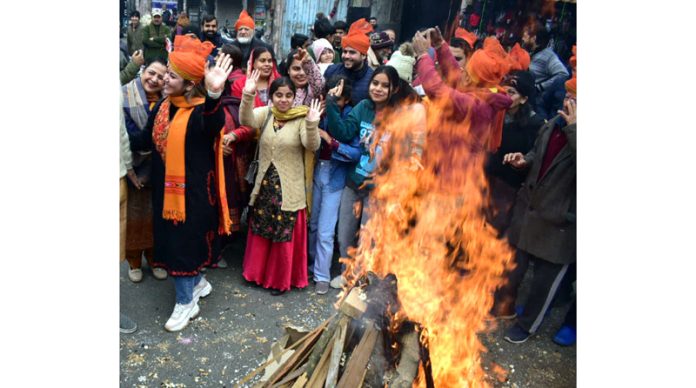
top-left (152, 96), bottom-right (232, 234)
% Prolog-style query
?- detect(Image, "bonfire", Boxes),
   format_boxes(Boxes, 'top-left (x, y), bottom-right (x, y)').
top-left (240, 87), bottom-right (515, 387)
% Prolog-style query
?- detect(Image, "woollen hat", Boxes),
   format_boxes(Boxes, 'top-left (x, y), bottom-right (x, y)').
top-left (312, 38), bottom-right (334, 61)
top-left (387, 50), bottom-right (415, 83)
top-left (370, 31), bottom-right (394, 50)
top-left (169, 35), bottom-right (215, 82)
top-left (235, 9), bottom-right (255, 31)
top-left (341, 18), bottom-right (373, 55)
top-left (504, 70), bottom-right (536, 100)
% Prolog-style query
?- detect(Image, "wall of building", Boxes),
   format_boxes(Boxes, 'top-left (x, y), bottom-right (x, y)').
top-left (275, 0), bottom-right (349, 59)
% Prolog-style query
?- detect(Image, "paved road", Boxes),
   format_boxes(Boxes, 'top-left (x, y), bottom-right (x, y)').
top-left (120, 236), bottom-right (576, 387)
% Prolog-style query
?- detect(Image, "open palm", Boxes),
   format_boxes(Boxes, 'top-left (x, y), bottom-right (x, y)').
top-left (205, 53), bottom-right (233, 93)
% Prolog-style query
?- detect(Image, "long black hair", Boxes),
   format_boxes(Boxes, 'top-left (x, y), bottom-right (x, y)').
top-left (370, 65), bottom-right (419, 107)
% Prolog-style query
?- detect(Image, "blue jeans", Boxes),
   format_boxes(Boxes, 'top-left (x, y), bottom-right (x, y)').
top-left (336, 185), bottom-right (370, 272)
top-left (173, 274), bottom-right (202, 304)
top-left (308, 161), bottom-right (344, 282)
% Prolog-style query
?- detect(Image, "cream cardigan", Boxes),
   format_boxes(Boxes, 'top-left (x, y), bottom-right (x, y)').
top-left (239, 90), bottom-right (321, 211)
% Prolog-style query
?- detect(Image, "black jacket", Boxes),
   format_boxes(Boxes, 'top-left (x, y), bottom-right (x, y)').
top-left (485, 109), bottom-right (545, 188)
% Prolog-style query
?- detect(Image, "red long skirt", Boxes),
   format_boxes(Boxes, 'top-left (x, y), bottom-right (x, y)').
top-left (242, 209), bottom-right (308, 291)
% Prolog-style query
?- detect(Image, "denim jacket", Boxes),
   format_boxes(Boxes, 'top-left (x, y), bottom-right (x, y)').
top-left (319, 105), bottom-right (362, 192)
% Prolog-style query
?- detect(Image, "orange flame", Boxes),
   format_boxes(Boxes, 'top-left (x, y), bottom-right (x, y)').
top-left (341, 90), bottom-right (514, 386)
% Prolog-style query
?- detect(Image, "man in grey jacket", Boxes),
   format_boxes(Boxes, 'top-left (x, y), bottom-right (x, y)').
top-left (500, 85), bottom-right (577, 344)
top-left (522, 24), bottom-right (570, 120)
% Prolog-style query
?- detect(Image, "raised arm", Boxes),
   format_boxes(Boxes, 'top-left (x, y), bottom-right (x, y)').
top-left (325, 80), bottom-right (363, 142)
top-left (238, 69), bottom-right (266, 130)
top-left (302, 99), bottom-right (322, 151)
top-left (301, 52), bottom-right (326, 101)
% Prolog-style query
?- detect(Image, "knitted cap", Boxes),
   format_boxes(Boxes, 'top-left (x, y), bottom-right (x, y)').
top-left (312, 38), bottom-right (334, 61)
top-left (370, 31), bottom-right (394, 50)
top-left (386, 50), bottom-right (415, 83)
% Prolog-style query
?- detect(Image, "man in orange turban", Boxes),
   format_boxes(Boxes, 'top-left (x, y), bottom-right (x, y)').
top-left (323, 18), bottom-right (375, 105)
top-left (509, 43), bottom-right (531, 71)
top-left (413, 27), bottom-right (512, 155)
top-left (230, 9), bottom-right (275, 68)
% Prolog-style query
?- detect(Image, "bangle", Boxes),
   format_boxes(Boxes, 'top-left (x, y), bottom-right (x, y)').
top-left (207, 89), bottom-right (222, 99)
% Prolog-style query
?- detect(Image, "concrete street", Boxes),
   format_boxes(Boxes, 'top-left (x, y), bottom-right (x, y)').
top-left (120, 235), bottom-right (576, 387)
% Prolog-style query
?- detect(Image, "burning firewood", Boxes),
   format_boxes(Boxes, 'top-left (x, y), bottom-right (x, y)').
top-left (239, 273), bottom-right (429, 388)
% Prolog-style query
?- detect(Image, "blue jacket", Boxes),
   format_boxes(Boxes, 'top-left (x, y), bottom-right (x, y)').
top-left (324, 61), bottom-right (374, 107)
top-left (326, 96), bottom-right (382, 191)
top-left (318, 105), bottom-right (361, 191)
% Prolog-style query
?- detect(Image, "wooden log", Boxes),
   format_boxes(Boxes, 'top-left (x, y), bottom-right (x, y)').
top-left (304, 314), bottom-right (341, 377)
top-left (305, 332), bottom-right (335, 388)
top-left (339, 287), bottom-right (367, 319)
top-left (236, 318), bottom-right (330, 388)
top-left (272, 364), bottom-right (307, 387)
top-left (324, 315), bottom-right (350, 388)
top-left (336, 322), bottom-right (379, 388)
top-left (390, 329), bottom-right (420, 388)
top-left (290, 373), bottom-right (308, 388)
top-left (264, 316), bottom-right (335, 387)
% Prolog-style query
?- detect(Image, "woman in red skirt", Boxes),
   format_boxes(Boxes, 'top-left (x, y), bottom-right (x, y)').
top-left (224, 70), bottom-right (322, 295)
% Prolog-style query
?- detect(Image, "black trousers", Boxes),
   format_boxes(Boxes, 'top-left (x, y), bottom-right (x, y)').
top-left (502, 250), bottom-right (570, 334)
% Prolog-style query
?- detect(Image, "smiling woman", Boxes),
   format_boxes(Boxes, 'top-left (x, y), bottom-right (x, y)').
top-left (121, 57), bottom-right (168, 284)
top-left (282, 47), bottom-right (325, 107)
top-left (226, 70), bottom-right (322, 295)
top-left (127, 35), bottom-right (234, 332)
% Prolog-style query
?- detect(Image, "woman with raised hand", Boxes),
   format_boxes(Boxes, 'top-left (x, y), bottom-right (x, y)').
top-left (130, 35), bottom-right (234, 332)
top-left (225, 69), bottom-right (321, 295)
top-left (282, 47), bottom-right (326, 107)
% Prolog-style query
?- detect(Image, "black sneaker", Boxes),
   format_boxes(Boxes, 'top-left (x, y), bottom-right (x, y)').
top-left (504, 323), bottom-right (531, 344)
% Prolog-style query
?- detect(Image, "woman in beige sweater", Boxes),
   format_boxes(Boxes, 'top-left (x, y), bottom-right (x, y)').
top-left (224, 70), bottom-right (322, 295)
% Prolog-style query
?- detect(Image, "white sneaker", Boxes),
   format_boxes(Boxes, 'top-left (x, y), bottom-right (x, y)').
top-left (152, 267), bottom-right (168, 280)
top-left (128, 268), bottom-right (143, 283)
top-left (164, 301), bottom-right (200, 332)
top-left (329, 275), bottom-right (346, 289)
top-left (193, 277), bottom-right (212, 303)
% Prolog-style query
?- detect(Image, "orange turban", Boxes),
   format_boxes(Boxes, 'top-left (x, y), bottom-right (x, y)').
top-left (466, 37), bottom-right (511, 87)
top-left (565, 75), bottom-right (576, 96)
top-left (341, 18), bottom-right (373, 55)
top-left (235, 9), bottom-right (255, 31)
top-left (169, 35), bottom-right (215, 82)
top-left (454, 27), bottom-right (478, 48)
top-left (565, 45), bottom-right (577, 96)
top-left (509, 43), bottom-right (530, 71)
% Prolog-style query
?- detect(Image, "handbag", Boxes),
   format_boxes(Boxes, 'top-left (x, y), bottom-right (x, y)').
top-left (244, 110), bottom-right (273, 185)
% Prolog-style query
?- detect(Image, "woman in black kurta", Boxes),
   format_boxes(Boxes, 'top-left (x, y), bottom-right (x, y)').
top-left (130, 35), bottom-right (234, 332)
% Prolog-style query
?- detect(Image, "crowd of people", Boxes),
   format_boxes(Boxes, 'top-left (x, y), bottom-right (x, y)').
top-left (119, 6), bottom-right (576, 350)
